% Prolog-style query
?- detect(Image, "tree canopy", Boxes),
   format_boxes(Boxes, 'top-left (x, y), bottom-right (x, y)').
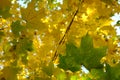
top-left (0, 0), bottom-right (120, 80)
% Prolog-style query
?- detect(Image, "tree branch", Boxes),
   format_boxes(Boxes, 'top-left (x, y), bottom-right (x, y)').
top-left (52, 0), bottom-right (83, 61)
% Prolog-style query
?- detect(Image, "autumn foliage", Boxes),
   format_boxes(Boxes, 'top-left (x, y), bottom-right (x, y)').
top-left (0, 0), bottom-right (120, 80)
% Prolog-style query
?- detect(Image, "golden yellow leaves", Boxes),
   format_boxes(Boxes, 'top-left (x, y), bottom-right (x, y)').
top-left (81, 13), bottom-right (88, 22)
top-left (91, 27), bottom-right (119, 66)
top-left (80, 7), bottom-right (95, 22)
top-left (62, 0), bottom-right (79, 11)
top-left (0, 18), bottom-right (11, 35)
top-left (21, 1), bottom-right (47, 30)
top-left (86, 8), bottom-right (95, 15)
top-left (32, 33), bottom-right (55, 63)
top-left (9, 2), bottom-right (21, 21)
top-left (83, 0), bottom-right (96, 4)
top-left (0, 18), bottom-right (6, 28)
top-left (33, 35), bottom-right (43, 49)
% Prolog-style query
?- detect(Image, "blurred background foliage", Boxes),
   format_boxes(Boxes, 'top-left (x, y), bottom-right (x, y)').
top-left (0, 0), bottom-right (120, 80)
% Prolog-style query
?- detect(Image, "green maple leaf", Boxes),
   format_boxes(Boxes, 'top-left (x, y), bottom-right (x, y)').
top-left (9, 37), bottom-right (33, 54)
top-left (11, 21), bottom-right (25, 37)
top-left (0, 66), bottom-right (21, 80)
top-left (42, 61), bottom-right (54, 76)
top-left (58, 34), bottom-right (107, 72)
top-left (90, 68), bottom-right (106, 80)
top-left (21, 53), bottom-right (28, 64)
top-left (105, 64), bottom-right (120, 80)
top-left (82, 47), bottom-right (107, 70)
top-left (80, 34), bottom-right (93, 50)
top-left (17, 38), bottom-right (33, 64)
top-left (0, 7), bottom-right (11, 18)
top-left (16, 37), bottom-right (33, 53)
top-left (79, 34), bottom-right (107, 69)
top-left (58, 43), bottom-right (80, 72)
top-left (89, 63), bottom-right (120, 80)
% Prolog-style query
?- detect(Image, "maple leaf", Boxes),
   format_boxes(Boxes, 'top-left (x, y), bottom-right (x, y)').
top-left (89, 63), bottom-right (120, 80)
top-left (105, 63), bottom-right (120, 80)
top-left (79, 34), bottom-right (107, 69)
top-left (42, 61), bottom-right (54, 76)
top-left (21, 1), bottom-right (47, 30)
top-left (58, 43), bottom-right (80, 72)
top-left (58, 34), bottom-right (107, 72)
top-left (16, 37), bottom-right (33, 53)
top-left (11, 20), bottom-right (25, 37)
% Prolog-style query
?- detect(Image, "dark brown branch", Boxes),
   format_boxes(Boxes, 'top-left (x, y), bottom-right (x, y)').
top-left (58, 8), bottom-right (79, 45)
top-left (52, 0), bottom-right (83, 61)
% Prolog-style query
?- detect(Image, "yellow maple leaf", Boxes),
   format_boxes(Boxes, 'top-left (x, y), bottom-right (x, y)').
top-left (21, 1), bottom-right (47, 30)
